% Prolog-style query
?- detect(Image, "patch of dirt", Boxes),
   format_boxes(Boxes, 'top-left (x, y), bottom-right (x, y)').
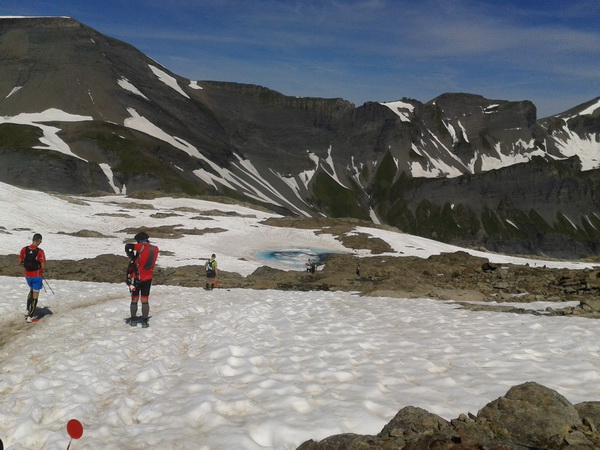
top-left (262, 217), bottom-right (398, 254)
top-left (150, 212), bottom-right (182, 219)
top-left (111, 202), bottom-right (155, 210)
top-left (58, 230), bottom-right (114, 238)
top-left (55, 195), bottom-right (90, 206)
top-left (118, 225), bottom-right (227, 239)
top-left (95, 213), bottom-right (135, 218)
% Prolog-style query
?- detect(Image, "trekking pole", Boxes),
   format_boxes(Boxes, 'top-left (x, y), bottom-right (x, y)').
top-left (43, 278), bottom-right (55, 294)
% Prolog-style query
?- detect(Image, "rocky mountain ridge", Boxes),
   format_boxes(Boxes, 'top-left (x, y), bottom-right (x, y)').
top-left (1, 17), bottom-right (599, 258)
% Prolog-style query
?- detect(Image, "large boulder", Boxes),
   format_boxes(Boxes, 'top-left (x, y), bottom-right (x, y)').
top-left (298, 382), bottom-right (600, 449)
top-left (477, 382), bottom-right (583, 448)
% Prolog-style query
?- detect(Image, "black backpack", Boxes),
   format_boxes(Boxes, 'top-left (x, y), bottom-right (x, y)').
top-left (23, 247), bottom-right (41, 271)
top-left (125, 259), bottom-right (139, 292)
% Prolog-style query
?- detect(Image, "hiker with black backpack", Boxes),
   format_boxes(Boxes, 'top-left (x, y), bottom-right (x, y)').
top-left (125, 232), bottom-right (159, 328)
top-left (18, 233), bottom-right (47, 322)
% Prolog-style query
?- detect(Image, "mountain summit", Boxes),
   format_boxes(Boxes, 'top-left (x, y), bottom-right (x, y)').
top-left (1, 17), bottom-right (599, 258)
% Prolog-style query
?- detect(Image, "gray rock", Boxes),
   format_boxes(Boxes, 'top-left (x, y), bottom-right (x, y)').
top-left (298, 382), bottom-right (600, 449)
top-left (575, 402), bottom-right (600, 433)
top-left (477, 382), bottom-right (582, 448)
top-left (580, 298), bottom-right (600, 312)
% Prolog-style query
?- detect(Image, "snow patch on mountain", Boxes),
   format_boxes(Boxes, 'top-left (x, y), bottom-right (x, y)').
top-left (380, 100), bottom-right (414, 122)
top-left (443, 120), bottom-right (459, 144)
top-left (409, 156), bottom-right (462, 178)
top-left (411, 131), bottom-right (468, 178)
top-left (584, 214), bottom-right (599, 231)
top-left (471, 141), bottom-right (546, 172)
top-left (5, 86), bottom-right (22, 98)
top-left (0, 108), bottom-right (92, 161)
top-left (191, 153), bottom-right (292, 209)
top-left (2, 108), bottom-right (92, 123)
top-left (124, 107), bottom-right (202, 159)
top-left (192, 153), bottom-right (305, 211)
top-left (577, 98), bottom-right (600, 116)
top-left (443, 120), bottom-right (469, 145)
top-left (99, 163), bottom-right (125, 194)
top-left (321, 145), bottom-right (348, 189)
top-left (193, 166), bottom-right (235, 191)
top-left (118, 77), bottom-right (149, 100)
top-left (271, 171), bottom-right (313, 216)
top-left (148, 64), bottom-right (190, 99)
top-left (553, 125), bottom-right (600, 171)
top-left (35, 124), bottom-right (86, 161)
top-left (457, 121), bottom-right (469, 142)
top-left (227, 155), bottom-right (292, 208)
top-left (295, 152), bottom-right (319, 191)
top-left (348, 156), bottom-right (364, 188)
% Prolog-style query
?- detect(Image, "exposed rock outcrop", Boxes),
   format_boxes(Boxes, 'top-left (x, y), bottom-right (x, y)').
top-left (297, 382), bottom-right (600, 449)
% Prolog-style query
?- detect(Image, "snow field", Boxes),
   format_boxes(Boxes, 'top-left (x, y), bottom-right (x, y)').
top-left (2, 277), bottom-right (600, 449)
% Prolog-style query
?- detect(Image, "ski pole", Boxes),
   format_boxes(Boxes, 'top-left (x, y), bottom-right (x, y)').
top-left (43, 278), bottom-right (55, 294)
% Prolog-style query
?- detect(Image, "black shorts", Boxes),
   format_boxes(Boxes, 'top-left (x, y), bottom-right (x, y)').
top-left (206, 270), bottom-right (216, 279)
top-left (134, 279), bottom-right (153, 297)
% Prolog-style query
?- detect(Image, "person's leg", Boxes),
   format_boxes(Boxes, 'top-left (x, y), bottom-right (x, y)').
top-left (27, 293), bottom-right (38, 317)
top-left (26, 277), bottom-right (42, 317)
top-left (141, 297), bottom-right (149, 320)
top-left (130, 292), bottom-right (139, 325)
top-left (26, 288), bottom-right (33, 314)
top-left (130, 299), bottom-right (138, 316)
top-left (139, 280), bottom-right (152, 327)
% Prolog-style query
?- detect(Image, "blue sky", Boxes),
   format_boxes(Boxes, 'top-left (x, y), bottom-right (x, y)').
top-left (2, 0), bottom-right (600, 117)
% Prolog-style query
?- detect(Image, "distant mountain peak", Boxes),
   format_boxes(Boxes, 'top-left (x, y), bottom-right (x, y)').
top-left (0, 17), bottom-right (599, 258)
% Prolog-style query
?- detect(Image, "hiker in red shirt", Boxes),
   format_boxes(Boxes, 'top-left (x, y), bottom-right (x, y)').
top-left (125, 232), bottom-right (159, 328)
top-left (18, 233), bottom-right (47, 322)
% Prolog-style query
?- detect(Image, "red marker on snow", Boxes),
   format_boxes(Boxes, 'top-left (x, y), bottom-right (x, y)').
top-left (66, 419), bottom-right (83, 449)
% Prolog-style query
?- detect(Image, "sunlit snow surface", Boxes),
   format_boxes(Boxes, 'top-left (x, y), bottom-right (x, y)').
top-left (1, 181), bottom-right (600, 449)
top-left (2, 280), bottom-right (600, 449)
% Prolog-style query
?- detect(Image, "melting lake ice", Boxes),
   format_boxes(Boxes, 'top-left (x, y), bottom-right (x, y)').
top-left (256, 248), bottom-right (336, 270)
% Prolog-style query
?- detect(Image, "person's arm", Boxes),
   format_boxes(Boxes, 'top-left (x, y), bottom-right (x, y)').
top-left (17, 247), bottom-right (24, 267)
top-left (39, 249), bottom-right (47, 273)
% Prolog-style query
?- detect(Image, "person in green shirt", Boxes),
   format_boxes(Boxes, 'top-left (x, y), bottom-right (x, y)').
top-left (205, 254), bottom-right (219, 290)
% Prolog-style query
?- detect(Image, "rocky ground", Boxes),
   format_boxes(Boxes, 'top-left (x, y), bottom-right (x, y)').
top-left (298, 382), bottom-right (600, 449)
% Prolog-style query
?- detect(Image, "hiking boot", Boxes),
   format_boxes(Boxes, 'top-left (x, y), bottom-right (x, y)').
top-left (130, 318), bottom-right (137, 326)
top-left (26, 316), bottom-right (37, 323)
top-left (141, 321), bottom-right (149, 328)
